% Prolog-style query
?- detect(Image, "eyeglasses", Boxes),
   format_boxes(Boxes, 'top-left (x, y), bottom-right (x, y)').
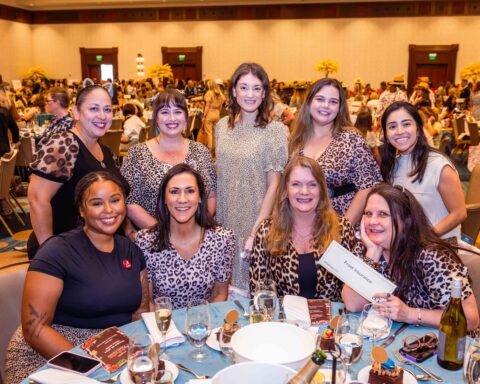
top-left (402, 332), bottom-right (438, 352)
top-left (45, 99), bottom-right (55, 103)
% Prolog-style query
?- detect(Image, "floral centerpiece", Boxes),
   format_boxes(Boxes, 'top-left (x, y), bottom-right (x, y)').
top-left (24, 66), bottom-right (48, 80)
top-left (147, 63), bottom-right (173, 80)
top-left (460, 62), bottom-right (480, 83)
top-left (314, 59), bottom-right (339, 78)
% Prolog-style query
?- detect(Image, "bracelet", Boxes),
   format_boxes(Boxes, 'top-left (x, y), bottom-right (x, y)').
top-left (415, 308), bottom-right (422, 327)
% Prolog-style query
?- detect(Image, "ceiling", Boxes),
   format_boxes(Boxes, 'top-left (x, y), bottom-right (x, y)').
top-left (1, 0), bottom-right (410, 11)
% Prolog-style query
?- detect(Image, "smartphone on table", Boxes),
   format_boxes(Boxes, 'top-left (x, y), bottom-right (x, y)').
top-left (47, 351), bottom-right (102, 376)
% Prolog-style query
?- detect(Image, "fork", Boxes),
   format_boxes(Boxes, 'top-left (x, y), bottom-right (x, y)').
top-left (233, 299), bottom-right (250, 318)
top-left (176, 363), bottom-right (210, 379)
top-left (393, 349), bottom-right (443, 382)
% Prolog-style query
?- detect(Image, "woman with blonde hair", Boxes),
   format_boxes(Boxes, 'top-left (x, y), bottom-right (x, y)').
top-left (202, 79), bottom-right (225, 156)
top-left (249, 156), bottom-right (362, 300)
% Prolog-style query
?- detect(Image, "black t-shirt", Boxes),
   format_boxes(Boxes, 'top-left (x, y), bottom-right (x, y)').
top-left (29, 227), bottom-right (146, 329)
top-left (298, 252), bottom-right (318, 299)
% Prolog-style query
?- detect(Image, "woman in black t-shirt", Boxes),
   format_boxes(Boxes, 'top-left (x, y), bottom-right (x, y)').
top-left (6, 171), bottom-right (149, 383)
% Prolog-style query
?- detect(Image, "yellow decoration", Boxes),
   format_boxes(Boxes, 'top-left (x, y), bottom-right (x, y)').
top-left (147, 63), bottom-right (173, 79)
top-left (24, 66), bottom-right (48, 79)
top-left (314, 59), bottom-right (339, 78)
top-left (460, 62), bottom-right (480, 83)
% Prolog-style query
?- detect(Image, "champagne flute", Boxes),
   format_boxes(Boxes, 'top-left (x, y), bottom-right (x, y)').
top-left (185, 299), bottom-right (212, 361)
top-left (154, 296), bottom-right (172, 360)
top-left (253, 279), bottom-right (277, 320)
top-left (127, 333), bottom-right (156, 384)
top-left (360, 303), bottom-right (391, 356)
top-left (335, 314), bottom-right (363, 381)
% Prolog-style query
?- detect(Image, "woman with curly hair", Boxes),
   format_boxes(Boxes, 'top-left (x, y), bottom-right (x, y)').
top-left (249, 156), bottom-right (363, 300)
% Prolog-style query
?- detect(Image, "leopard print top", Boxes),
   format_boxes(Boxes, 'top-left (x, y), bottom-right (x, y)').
top-left (249, 216), bottom-right (363, 301)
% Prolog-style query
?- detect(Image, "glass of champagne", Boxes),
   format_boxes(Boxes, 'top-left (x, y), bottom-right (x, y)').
top-left (185, 299), bottom-right (212, 361)
top-left (154, 296), bottom-right (172, 360)
top-left (335, 314), bottom-right (363, 381)
top-left (249, 305), bottom-right (269, 324)
top-left (127, 333), bottom-right (156, 384)
top-left (253, 279), bottom-right (277, 320)
top-left (360, 303), bottom-right (391, 357)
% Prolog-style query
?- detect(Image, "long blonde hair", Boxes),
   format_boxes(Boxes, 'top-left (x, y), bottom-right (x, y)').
top-left (267, 156), bottom-right (339, 256)
top-left (206, 79), bottom-right (222, 97)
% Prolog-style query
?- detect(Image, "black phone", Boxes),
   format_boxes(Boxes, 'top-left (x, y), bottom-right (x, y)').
top-left (47, 351), bottom-right (102, 375)
top-left (399, 335), bottom-right (436, 363)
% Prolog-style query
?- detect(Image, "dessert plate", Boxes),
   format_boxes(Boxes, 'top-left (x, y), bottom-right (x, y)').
top-left (358, 365), bottom-right (417, 384)
top-left (206, 327), bottom-right (221, 351)
top-left (119, 360), bottom-right (179, 383)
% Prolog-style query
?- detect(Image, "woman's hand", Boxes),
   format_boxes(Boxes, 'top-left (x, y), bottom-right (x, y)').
top-left (360, 216), bottom-right (383, 263)
top-left (242, 235), bottom-right (254, 260)
top-left (373, 293), bottom-right (413, 323)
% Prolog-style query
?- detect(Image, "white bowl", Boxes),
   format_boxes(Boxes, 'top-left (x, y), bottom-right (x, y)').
top-left (230, 322), bottom-right (315, 370)
top-left (212, 361), bottom-right (297, 384)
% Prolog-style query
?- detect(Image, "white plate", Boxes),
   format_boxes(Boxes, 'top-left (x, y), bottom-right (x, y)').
top-left (357, 365), bottom-right (417, 384)
top-left (206, 327), bottom-right (221, 351)
top-left (358, 325), bottom-right (391, 341)
top-left (119, 360), bottom-right (179, 383)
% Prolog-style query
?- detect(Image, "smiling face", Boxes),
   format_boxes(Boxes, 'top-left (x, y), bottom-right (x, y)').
top-left (309, 85), bottom-right (340, 129)
top-left (156, 102), bottom-right (187, 138)
top-left (165, 172), bottom-right (200, 225)
top-left (80, 180), bottom-right (126, 237)
top-left (363, 193), bottom-right (395, 251)
top-left (287, 165), bottom-right (321, 216)
top-left (385, 108), bottom-right (418, 154)
top-left (73, 88), bottom-right (112, 139)
top-left (233, 72), bottom-right (265, 116)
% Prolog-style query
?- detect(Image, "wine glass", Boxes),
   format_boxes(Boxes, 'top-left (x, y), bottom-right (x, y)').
top-left (335, 314), bottom-right (363, 381)
top-left (185, 299), bottom-right (212, 361)
top-left (360, 303), bottom-right (391, 355)
top-left (253, 279), bottom-right (277, 320)
top-left (127, 333), bottom-right (157, 384)
top-left (467, 350), bottom-right (480, 384)
top-left (154, 296), bottom-right (172, 360)
top-left (219, 324), bottom-right (241, 360)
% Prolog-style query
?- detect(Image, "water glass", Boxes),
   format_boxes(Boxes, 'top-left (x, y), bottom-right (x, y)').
top-left (185, 299), bottom-right (212, 361)
top-left (360, 302), bottom-right (391, 355)
top-left (127, 333), bottom-right (156, 384)
top-left (253, 279), bottom-right (277, 320)
top-left (467, 350), bottom-right (480, 383)
top-left (335, 314), bottom-right (363, 381)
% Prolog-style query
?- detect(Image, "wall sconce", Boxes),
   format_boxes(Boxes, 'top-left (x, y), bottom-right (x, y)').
top-left (136, 53), bottom-right (144, 77)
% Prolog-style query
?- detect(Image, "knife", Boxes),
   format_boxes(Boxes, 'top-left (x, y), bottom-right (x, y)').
top-left (380, 322), bottom-right (409, 348)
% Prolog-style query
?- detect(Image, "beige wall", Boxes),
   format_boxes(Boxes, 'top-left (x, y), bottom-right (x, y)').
top-left (2, 16), bottom-right (480, 86)
top-left (0, 20), bottom-right (33, 82)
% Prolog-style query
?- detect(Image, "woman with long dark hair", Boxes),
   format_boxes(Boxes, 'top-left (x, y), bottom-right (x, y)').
top-left (342, 184), bottom-right (478, 330)
top-left (380, 101), bottom-right (466, 241)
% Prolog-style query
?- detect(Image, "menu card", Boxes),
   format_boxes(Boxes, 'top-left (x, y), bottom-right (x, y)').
top-left (82, 327), bottom-right (129, 373)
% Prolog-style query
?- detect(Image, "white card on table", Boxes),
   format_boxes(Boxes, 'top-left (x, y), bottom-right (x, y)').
top-left (319, 240), bottom-right (396, 302)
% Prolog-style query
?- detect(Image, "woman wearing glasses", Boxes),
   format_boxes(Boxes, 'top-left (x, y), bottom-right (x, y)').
top-left (215, 62), bottom-right (289, 295)
top-left (27, 83), bottom-right (128, 259)
top-left (42, 87), bottom-right (75, 138)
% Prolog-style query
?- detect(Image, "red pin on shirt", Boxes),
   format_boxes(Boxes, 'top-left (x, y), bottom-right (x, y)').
top-left (123, 260), bottom-right (132, 269)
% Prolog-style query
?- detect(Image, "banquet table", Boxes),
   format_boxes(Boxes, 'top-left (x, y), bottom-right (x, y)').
top-left (23, 299), bottom-right (466, 383)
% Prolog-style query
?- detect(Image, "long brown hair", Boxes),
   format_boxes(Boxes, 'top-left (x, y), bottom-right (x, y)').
top-left (227, 62), bottom-right (272, 129)
top-left (267, 156), bottom-right (339, 255)
top-left (289, 78), bottom-right (352, 156)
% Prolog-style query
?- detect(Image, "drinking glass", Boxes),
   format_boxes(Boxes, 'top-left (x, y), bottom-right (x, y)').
top-left (154, 296), bottom-right (172, 360)
top-left (185, 299), bottom-right (212, 361)
top-left (219, 324), bottom-right (241, 359)
top-left (127, 333), bottom-right (157, 384)
top-left (249, 304), bottom-right (269, 324)
top-left (360, 303), bottom-right (391, 356)
top-left (467, 351), bottom-right (480, 384)
top-left (253, 278), bottom-right (277, 320)
top-left (335, 314), bottom-right (363, 381)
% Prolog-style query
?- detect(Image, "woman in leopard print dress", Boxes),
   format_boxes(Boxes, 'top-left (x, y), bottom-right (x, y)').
top-left (249, 156), bottom-right (363, 301)
top-left (342, 184), bottom-right (479, 330)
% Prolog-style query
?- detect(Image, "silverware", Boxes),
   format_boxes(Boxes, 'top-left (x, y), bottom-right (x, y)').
top-left (176, 363), bottom-right (210, 379)
top-left (401, 366), bottom-right (431, 381)
top-left (380, 322), bottom-right (409, 348)
top-left (393, 349), bottom-right (443, 382)
top-left (233, 299), bottom-right (250, 318)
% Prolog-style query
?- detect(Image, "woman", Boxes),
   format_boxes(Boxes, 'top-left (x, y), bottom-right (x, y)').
top-left (202, 79), bottom-right (226, 156)
top-left (289, 78), bottom-right (382, 224)
top-left (470, 82), bottom-right (480, 120)
top-left (380, 101), bottom-right (466, 241)
top-left (134, 164), bottom-right (234, 309)
top-left (342, 184), bottom-right (479, 330)
top-left (27, 84), bottom-right (128, 259)
top-left (354, 106), bottom-right (382, 164)
top-left (121, 89), bottom-right (216, 231)
top-left (215, 62), bottom-right (289, 295)
top-left (120, 102), bottom-right (145, 151)
top-left (0, 88), bottom-right (19, 158)
top-left (6, 171), bottom-right (149, 383)
top-left (41, 86), bottom-right (75, 138)
top-left (249, 156), bottom-right (363, 300)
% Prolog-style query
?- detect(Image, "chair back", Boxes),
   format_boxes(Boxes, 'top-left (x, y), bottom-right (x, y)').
top-left (467, 164), bottom-right (480, 205)
top-left (138, 128), bottom-right (147, 143)
top-left (110, 118), bottom-right (124, 131)
top-left (452, 117), bottom-right (466, 143)
top-left (458, 249), bottom-right (480, 311)
top-left (98, 130), bottom-right (122, 157)
top-left (0, 150), bottom-right (18, 200)
top-left (467, 121), bottom-right (480, 146)
top-left (15, 135), bottom-right (34, 167)
top-left (0, 265), bottom-right (27, 380)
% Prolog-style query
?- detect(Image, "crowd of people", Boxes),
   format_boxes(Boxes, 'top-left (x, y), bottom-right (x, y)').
top-left (0, 64), bottom-right (479, 382)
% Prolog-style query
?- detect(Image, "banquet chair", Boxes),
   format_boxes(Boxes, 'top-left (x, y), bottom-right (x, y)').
top-left (458, 248), bottom-right (480, 311)
top-left (99, 130), bottom-right (122, 157)
top-left (0, 265), bottom-right (27, 381)
top-left (462, 164), bottom-right (480, 244)
top-left (15, 135), bottom-right (34, 181)
top-left (466, 121), bottom-right (480, 147)
top-left (138, 127), bottom-right (147, 143)
top-left (110, 118), bottom-right (124, 131)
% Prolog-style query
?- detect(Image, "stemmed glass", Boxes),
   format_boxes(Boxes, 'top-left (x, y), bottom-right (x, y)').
top-left (253, 279), bottom-right (277, 320)
top-left (335, 314), bottom-right (363, 381)
top-left (185, 299), bottom-right (212, 361)
top-left (360, 303), bottom-right (391, 356)
top-left (154, 296), bottom-right (172, 360)
top-left (127, 333), bottom-right (157, 384)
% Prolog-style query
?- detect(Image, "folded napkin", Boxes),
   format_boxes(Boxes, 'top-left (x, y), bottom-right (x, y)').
top-left (141, 312), bottom-right (185, 347)
top-left (283, 295), bottom-right (311, 327)
top-left (29, 368), bottom-right (100, 384)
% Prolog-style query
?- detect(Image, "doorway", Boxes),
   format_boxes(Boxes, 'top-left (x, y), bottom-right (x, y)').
top-left (408, 44), bottom-right (458, 93)
top-left (162, 46), bottom-right (202, 81)
top-left (80, 47), bottom-right (119, 82)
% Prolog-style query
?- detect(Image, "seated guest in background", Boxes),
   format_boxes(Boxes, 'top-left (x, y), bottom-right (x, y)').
top-left (134, 164), bottom-right (234, 310)
top-left (342, 184), bottom-right (479, 330)
top-left (6, 171), bottom-right (149, 383)
top-left (354, 106), bottom-right (381, 164)
top-left (27, 83), bottom-right (128, 259)
top-left (121, 89), bottom-right (216, 231)
top-left (41, 86), bottom-right (75, 138)
top-left (249, 156), bottom-right (363, 301)
top-left (120, 102), bottom-right (145, 151)
top-left (380, 101), bottom-right (466, 242)
top-left (0, 87), bottom-right (19, 158)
